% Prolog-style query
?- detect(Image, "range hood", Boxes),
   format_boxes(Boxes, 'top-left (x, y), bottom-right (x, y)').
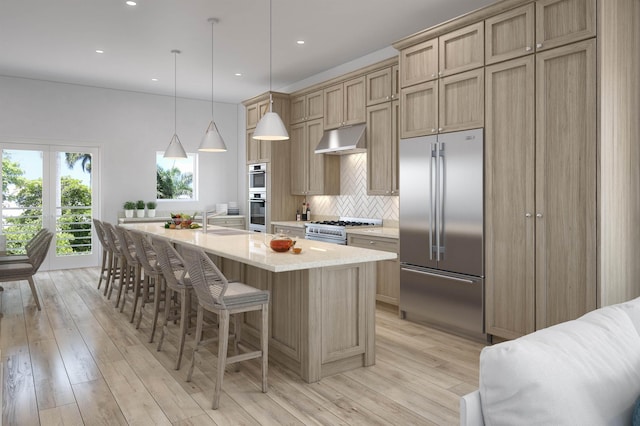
top-left (314, 124), bottom-right (366, 155)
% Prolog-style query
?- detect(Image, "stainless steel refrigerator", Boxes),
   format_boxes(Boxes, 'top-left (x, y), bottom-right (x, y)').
top-left (399, 128), bottom-right (484, 340)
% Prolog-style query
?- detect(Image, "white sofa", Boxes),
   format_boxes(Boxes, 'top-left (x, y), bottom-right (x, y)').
top-left (461, 297), bottom-right (640, 426)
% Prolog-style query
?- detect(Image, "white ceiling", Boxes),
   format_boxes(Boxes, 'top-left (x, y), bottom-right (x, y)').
top-left (0, 0), bottom-right (494, 104)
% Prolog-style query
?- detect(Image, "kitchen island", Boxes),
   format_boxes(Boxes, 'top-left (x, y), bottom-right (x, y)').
top-left (124, 223), bottom-right (396, 383)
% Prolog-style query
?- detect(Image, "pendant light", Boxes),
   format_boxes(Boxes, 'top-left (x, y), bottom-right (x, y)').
top-left (164, 49), bottom-right (188, 159)
top-left (199, 18), bottom-right (228, 152)
top-left (252, 0), bottom-right (289, 141)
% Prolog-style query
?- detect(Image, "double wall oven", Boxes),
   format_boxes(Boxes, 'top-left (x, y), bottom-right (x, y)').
top-left (248, 163), bottom-right (267, 232)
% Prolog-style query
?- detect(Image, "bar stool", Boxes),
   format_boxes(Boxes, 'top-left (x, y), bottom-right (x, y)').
top-left (181, 244), bottom-right (269, 410)
top-left (128, 229), bottom-right (164, 343)
top-left (113, 226), bottom-right (143, 322)
top-left (92, 220), bottom-right (109, 291)
top-left (100, 222), bottom-right (125, 300)
top-left (0, 228), bottom-right (48, 264)
top-left (152, 237), bottom-right (195, 370)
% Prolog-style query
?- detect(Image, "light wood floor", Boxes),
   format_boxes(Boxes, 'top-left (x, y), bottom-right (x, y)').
top-left (1, 268), bottom-right (484, 425)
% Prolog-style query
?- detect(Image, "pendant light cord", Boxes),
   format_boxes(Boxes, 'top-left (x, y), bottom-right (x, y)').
top-left (174, 50), bottom-right (177, 135)
top-left (211, 19), bottom-right (214, 120)
top-left (269, 0), bottom-right (273, 112)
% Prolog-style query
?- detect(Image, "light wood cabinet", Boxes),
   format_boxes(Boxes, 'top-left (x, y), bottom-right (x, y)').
top-left (439, 21), bottom-right (484, 77)
top-left (485, 3), bottom-right (535, 65)
top-left (535, 39), bottom-right (597, 329)
top-left (486, 39), bottom-right (597, 340)
top-left (348, 234), bottom-right (399, 306)
top-left (290, 118), bottom-right (340, 196)
top-left (209, 216), bottom-right (245, 230)
top-left (323, 77), bottom-right (366, 130)
top-left (245, 93), bottom-right (290, 164)
top-left (400, 67), bottom-right (483, 138)
top-left (246, 103), bottom-right (259, 129)
top-left (439, 67), bottom-right (484, 133)
top-left (535, 0), bottom-right (596, 52)
top-left (366, 66), bottom-right (399, 106)
top-left (367, 101), bottom-right (399, 195)
top-left (400, 38), bottom-right (439, 88)
top-left (271, 224), bottom-right (306, 239)
top-left (290, 90), bottom-right (323, 124)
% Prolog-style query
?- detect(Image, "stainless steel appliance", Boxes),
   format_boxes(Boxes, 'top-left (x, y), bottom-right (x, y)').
top-left (399, 128), bottom-right (485, 340)
top-left (248, 163), bottom-right (267, 191)
top-left (248, 190), bottom-right (266, 232)
top-left (305, 217), bottom-right (382, 244)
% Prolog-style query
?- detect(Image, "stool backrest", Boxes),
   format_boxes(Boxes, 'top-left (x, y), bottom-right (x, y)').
top-left (113, 226), bottom-right (138, 265)
top-left (129, 230), bottom-right (157, 274)
top-left (181, 245), bottom-right (228, 309)
top-left (152, 237), bottom-right (186, 288)
top-left (101, 222), bottom-right (123, 255)
top-left (29, 231), bottom-right (53, 272)
top-left (26, 228), bottom-right (49, 255)
top-left (93, 219), bottom-right (107, 249)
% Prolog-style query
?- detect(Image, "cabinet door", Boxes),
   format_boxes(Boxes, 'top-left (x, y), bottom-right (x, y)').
top-left (258, 99), bottom-right (270, 120)
top-left (400, 81), bottom-right (438, 138)
top-left (535, 0), bottom-right (596, 51)
top-left (306, 90), bottom-right (324, 121)
top-left (290, 95), bottom-right (306, 124)
top-left (366, 67), bottom-right (392, 106)
top-left (246, 103), bottom-right (259, 129)
top-left (439, 21), bottom-right (484, 77)
top-left (535, 39), bottom-right (596, 329)
top-left (485, 56), bottom-right (535, 340)
top-left (344, 76), bottom-right (366, 126)
top-left (290, 123), bottom-right (306, 195)
top-left (377, 258), bottom-right (400, 306)
top-left (391, 64), bottom-right (399, 100)
top-left (485, 3), bottom-right (535, 65)
top-left (400, 38), bottom-right (439, 87)
top-left (391, 100), bottom-right (399, 195)
top-left (246, 129), bottom-right (260, 163)
top-left (307, 119), bottom-right (337, 195)
top-left (324, 83), bottom-right (344, 129)
top-left (439, 68), bottom-right (484, 133)
top-left (367, 103), bottom-right (393, 195)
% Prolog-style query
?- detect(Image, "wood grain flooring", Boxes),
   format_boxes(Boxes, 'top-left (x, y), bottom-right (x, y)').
top-left (0, 268), bottom-right (485, 425)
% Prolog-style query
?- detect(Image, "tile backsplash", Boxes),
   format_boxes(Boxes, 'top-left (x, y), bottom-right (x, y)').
top-left (308, 153), bottom-right (399, 221)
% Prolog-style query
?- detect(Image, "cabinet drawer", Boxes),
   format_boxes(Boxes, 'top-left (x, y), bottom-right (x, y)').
top-left (272, 225), bottom-right (306, 239)
top-left (209, 217), bottom-right (245, 229)
top-left (347, 234), bottom-right (398, 253)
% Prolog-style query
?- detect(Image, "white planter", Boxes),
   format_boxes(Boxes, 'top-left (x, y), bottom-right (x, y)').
top-left (147, 209), bottom-right (156, 218)
top-left (136, 209), bottom-right (145, 218)
top-left (124, 209), bottom-right (134, 218)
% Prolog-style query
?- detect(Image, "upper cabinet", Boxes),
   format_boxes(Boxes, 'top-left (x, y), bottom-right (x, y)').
top-left (324, 77), bottom-right (366, 130)
top-left (439, 22), bottom-right (485, 77)
top-left (400, 39), bottom-right (439, 87)
top-left (366, 66), bottom-right (400, 106)
top-left (485, 3), bottom-right (535, 65)
top-left (367, 100), bottom-right (399, 195)
top-left (535, 0), bottom-right (596, 52)
top-left (290, 90), bottom-right (324, 124)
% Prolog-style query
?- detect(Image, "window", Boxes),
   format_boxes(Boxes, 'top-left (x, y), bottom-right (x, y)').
top-left (156, 152), bottom-right (197, 200)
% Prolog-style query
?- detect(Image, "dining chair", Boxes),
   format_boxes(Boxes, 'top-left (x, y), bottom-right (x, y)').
top-left (0, 228), bottom-right (48, 264)
top-left (128, 229), bottom-right (164, 343)
top-left (0, 231), bottom-right (53, 311)
top-left (152, 236), bottom-right (195, 370)
top-left (181, 244), bottom-right (269, 410)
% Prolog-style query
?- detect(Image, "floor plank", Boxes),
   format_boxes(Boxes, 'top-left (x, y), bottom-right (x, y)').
top-left (0, 268), bottom-right (486, 425)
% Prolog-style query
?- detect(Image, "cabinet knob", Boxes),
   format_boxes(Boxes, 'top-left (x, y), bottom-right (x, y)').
top-left (438, 71), bottom-right (443, 76)
top-left (431, 73), bottom-right (436, 78)
top-left (369, 241), bottom-right (375, 245)
top-left (536, 213), bottom-right (543, 218)
top-left (536, 43), bottom-right (543, 48)
top-left (438, 127), bottom-right (443, 132)
top-left (525, 46), bottom-right (532, 52)
top-left (525, 213), bottom-right (532, 218)
top-left (431, 128), bottom-right (436, 133)
top-left (390, 94), bottom-right (395, 99)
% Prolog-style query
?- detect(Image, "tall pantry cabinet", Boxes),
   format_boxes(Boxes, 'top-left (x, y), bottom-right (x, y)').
top-left (395, 0), bottom-right (640, 341)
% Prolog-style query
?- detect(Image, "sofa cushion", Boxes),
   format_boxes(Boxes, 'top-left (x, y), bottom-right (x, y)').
top-left (480, 305), bottom-right (640, 426)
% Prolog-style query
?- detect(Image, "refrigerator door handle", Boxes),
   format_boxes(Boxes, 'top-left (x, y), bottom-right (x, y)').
top-left (430, 143), bottom-right (437, 260)
top-left (437, 143), bottom-right (445, 261)
top-left (401, 265), bottom-right (478, 285)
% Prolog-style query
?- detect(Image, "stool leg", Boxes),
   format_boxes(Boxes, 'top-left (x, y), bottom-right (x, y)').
top-left (261, 302), bottom-right (269, 393)
top-left (97, 248), bottom-right (107, 290)
top-left (175, 288), bottom-right (189, 370)
top-left (187, 305), bottom-right (205, 382)
top-left (149, 276), bottom-right (162, 343)
top-left (157, 284), bottom-right (172, 352)
top-left (27, 277), bottom-right (41, 311)
top-left (212, 309), bottom-right (229, 410)
top-left (234, 313), bottom-right (241, 372)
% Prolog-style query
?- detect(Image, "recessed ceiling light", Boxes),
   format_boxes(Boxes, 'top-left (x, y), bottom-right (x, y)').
top-left (95, 49), bottom-right (104, 54)
top-left (296, 40), bottom-right (305, 45)
top-left (126, 1), bottom-right (137, 5)
top-left (151, 78), bottom-right (158, 82)
top-left (234, 73), bottom-right (242, 77)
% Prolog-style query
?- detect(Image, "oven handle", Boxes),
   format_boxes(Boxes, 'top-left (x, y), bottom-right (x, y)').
top-left (249, 170), bottom-right (266, 175)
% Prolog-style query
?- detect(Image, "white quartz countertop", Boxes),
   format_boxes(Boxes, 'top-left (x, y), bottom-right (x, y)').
top-left (346, 227), bottom-right (399, 239)
top-left (124, 223), bottom-right (396, 273)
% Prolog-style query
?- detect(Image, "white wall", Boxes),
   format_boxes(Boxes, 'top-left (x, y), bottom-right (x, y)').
top-left (0, 75), bottom-right (244, 223)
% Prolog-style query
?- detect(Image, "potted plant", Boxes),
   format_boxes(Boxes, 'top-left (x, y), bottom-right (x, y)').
top-left (146, 201), bottom-right (157, 218)
top-left (123, 201), bottom-right (136, 218)
top-left (136, 200), bottom-right (146, 218)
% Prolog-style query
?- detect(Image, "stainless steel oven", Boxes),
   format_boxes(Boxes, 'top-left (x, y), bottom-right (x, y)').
top-left (248, 163), bottom-right (267, 191)
top-left (249, 190), bottom-right (267, 232)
